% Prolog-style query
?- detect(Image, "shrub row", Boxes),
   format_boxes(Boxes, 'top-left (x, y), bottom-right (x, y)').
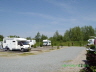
top-left (80, 45), bottom-right (96, 72)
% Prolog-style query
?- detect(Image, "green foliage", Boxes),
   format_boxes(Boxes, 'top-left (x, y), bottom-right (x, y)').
top-left (90, 66), bottom-right (96, 72)
top-left (31, 45), bottom-right (34, 47)
top-left (35, 32), bottom-right (41, 42)
top-left (33, 44), bottom-right (36, 48)
top-left (40, 42), bottom-right (43, 47)
top-left (26, 37), bottom-right (31, 40)
top-left (89, 45), bottom-right (95, 49)
top-left (63, 26), bottom-right (95, 42)
top-left (51, 42), bottom-right (54, 47)
top-left (0, 35), bottom-right (4, 41)
top-left (68, 42), bottom-right (70, 46)
top-left (28, 48), bottom-right (31, 52)
top-left (80, 48), bottom-right (96, 72)
top-left (57, 46), bottom-right (60, 49)
top-left (40, 34), bottom-right (48, 42)
top-left (8, 35), bottom-right (20, 38)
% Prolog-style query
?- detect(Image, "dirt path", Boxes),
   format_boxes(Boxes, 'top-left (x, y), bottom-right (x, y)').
top-left (59, 48), bottom-right (86, 72)
top-left (0, 46), bottom-right (68, 57)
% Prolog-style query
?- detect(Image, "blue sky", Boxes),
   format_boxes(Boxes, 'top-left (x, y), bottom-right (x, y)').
top-left (0, 0), bottom-right (96, 38)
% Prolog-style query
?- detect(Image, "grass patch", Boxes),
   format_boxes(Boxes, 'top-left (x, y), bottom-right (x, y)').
top-left (44, 50), bottom-right (50, 52)
top-left (49, 49), bottom-right (55, 50)
top-left (19, 53), bottom-right (35, 56)
top-left (0, 52), bottom-right (17, 57)
top-left (0, 52), bottom-right (35, 57)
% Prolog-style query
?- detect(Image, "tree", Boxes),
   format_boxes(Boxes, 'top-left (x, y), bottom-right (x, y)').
top-left (40, 34), bottom-right (48, 41)
top-left (95, 28), bottom-right (96, 36)
top-left (35, 32), bottom-right (41, 42)
top-left (26, 37), bottom-right (31, 40)
top-left (81, 26), bottom-right (95, 41)
top-left (63, 30), bottom-right (70, 42)
top-left (71, 26), bottom-right (83, 41)
top-left (53, 30), bottom-right (62, 41)
top-left (0, 35), bottom-right (4, 41)
top-left (8, 35), bottom-right (20, 38)
top-left (63, 26), bottom-right (95, 41)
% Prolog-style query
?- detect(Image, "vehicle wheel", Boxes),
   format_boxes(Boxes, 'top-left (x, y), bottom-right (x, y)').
top-left (21, 48), bottom-right (24, 52)
top-left (5, 46), bottom-right (10, 51)
top-left (6, 48), bottom-right (10, 51)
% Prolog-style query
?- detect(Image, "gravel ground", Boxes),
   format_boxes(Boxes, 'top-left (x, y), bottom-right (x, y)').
top-left (0, 46), bottom-right (86, 72)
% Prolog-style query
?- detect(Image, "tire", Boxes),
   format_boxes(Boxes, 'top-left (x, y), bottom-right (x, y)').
top-left (5, 46), bottom-right (10, 51)
top-left (21, 48), bottom-right (24, 52)
top-left (6, 48), bottom-right (10, 51)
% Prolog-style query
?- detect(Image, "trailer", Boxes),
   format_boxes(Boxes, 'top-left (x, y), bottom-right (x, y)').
top-left (27, 40), bottom-right (36, 47)
top-left (43, 39), bottom-right (51, 46)
top-left (3, 37), bottom-right (30, 51)
top-left (87, 39), bottom-right (94, 46)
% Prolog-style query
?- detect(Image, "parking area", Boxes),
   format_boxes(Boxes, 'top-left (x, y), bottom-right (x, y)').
top-left (0, 47), bottom-right (85, 72)
top-left (0, 46), bottom-right (67, 57)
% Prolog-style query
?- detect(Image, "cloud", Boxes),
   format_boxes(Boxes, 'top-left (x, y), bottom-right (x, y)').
top-left (83, 15), bottom-right (96, 22)
top-left (45, 0), bottom-right (76, 14)
top-left (19, 12), bottom-right (77, 25)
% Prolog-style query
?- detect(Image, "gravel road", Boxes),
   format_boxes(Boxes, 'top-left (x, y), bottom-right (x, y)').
top-left (0, 47), bottom-right (85, 72)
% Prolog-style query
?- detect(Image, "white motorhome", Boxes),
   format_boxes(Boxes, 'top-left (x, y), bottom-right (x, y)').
top-left (3, 37), bottom-right (30, 51)
top-left (43, 39), bottom-right (51, 46)
top-left (87, 39), bottom-right (95, 46)
top-left (0, 41), bottom-right (3, 49)
top-left (27, 40), bottom-right (36, 47)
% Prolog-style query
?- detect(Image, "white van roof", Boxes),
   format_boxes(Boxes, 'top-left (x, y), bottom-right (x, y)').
top-left (3, 38), bottom-right (27, 41)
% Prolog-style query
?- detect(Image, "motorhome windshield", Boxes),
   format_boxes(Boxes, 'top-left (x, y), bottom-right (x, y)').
top-left (18, 41), bottom-right (29, 45)
top-left (43, 42), bottom-right (48, 43)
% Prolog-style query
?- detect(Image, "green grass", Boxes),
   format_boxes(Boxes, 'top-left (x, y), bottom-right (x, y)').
top-left (19, 53), bottom-right (35, 56)
top-left (0, 52), bottom-right (35, 57)
top-left (52, 41), bottom-right (87, 46)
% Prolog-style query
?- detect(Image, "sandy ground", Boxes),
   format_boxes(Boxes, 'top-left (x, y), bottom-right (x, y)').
top-left (59, 48), bottom-right (86, 72)
top-left (0, 46), bottom-right (86, 72)
top-left (31, 46), bottom-right (87, 72)
top-left (0, 46), bottom-right (68, 57)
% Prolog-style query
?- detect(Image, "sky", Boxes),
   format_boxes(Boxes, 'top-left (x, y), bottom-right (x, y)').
top-left (0, 0), bottom-right (96, 38)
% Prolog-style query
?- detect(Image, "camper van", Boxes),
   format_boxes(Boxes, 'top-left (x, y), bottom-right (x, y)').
top-left (3, 37), bottom-right (30, 51)
top-left (43, 39), bottom-right (51, 46)
top-left (0, 41), bottom-right (3, 49)
top-left (27, 40), bottom-right (36, 47)
top-left (87, 39), bottom-right (94, 46)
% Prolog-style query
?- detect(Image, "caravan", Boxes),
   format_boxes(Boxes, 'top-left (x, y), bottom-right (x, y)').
top-left (3, 37), bottom-right (30, 51)
top-left (0, 41), bottom-right (3, 49)
top-left (87, 39), bottom-right (95, 46)
top-left (27, 40), bottom-right (36, 47)
top-left (43, 39), bottom-right (51, 46)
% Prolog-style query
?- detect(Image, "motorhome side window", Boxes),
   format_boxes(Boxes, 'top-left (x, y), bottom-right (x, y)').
top-left (18, 41), bottom-right (20, 45)
top-left (13, 41), bottom-right (15, 42)
top-left (4, 40), bottom-right (6, 43)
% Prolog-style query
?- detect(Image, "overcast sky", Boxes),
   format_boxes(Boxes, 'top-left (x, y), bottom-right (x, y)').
top-left (0, 0), bottom-right (96, 38)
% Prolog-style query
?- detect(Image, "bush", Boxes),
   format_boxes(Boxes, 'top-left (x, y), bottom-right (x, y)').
top-left (57, 46), bottom-right (60, 49)
top-left (60, 43), bottom-right (63, 46)
top-left (31, 45), bottom-right (33, 47)
top-left (40, 43), bottom-right (43, 47)
top-left (90, 66), bottom-right (96, 72)
top-left (51, 43), bottom-right (53, 47)
top-left (80, 49), bottom-right (96, 72)
top-left (33, 44), bottom-right (36, 48)
top-left (28, 47), bottom-right (31, 52)
top-left (79, 42), bottom-right (82, 46)
top-left (68, 43), bottom-right (70, 46)
top-left (89, 45), bottom-right (95, 49)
